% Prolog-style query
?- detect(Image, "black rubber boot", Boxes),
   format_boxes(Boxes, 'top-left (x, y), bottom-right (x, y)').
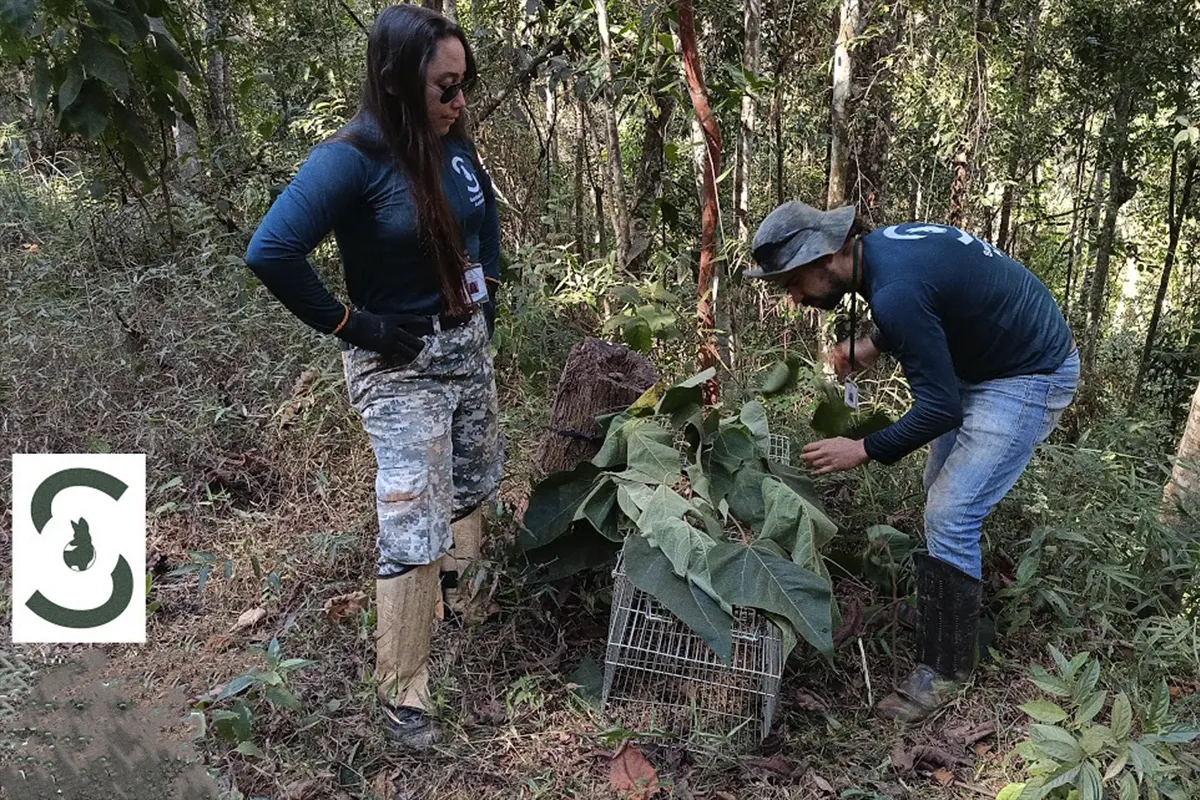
top-left (878, 554), bottom-right (981, 722)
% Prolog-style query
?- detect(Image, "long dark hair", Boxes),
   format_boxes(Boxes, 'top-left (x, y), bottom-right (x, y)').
top-left (337, 5), bottom-right (478, 317)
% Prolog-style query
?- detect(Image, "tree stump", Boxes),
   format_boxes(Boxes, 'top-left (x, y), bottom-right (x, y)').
top-left (537, 338), bottom-right (659, 475)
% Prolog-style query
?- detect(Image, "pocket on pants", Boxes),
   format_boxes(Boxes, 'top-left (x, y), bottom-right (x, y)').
top-left (376, 464), bottom-right (438, 566)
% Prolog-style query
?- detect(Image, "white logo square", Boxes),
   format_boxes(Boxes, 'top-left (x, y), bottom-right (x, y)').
top-left (11, 454), bottom-right (146, 643)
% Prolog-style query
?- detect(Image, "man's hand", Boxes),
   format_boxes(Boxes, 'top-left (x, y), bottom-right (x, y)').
top-left (802, 437), bottom-right (870, 475)
top-left (829, 336), bottom-right (879, 379)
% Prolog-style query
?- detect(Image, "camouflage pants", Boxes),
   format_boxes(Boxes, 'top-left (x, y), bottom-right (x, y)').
top-left (343, 312), bottom-right (503, 575)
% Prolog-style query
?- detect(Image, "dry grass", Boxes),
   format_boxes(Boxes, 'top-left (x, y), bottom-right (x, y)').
top-left (5, 163), bottom-right (1178, 800)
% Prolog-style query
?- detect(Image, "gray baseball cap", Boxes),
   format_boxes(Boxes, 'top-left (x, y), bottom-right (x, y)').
top-left (745, 201), bottom-right (856, 281)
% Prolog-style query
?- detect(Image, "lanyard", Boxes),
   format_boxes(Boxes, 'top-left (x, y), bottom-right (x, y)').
top-left (849, 236), bottom-right (860, 369)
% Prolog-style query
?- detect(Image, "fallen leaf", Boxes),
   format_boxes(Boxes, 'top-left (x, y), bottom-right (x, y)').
top-left (281, 778), bottom-right (322, 800)
top-left (609, 743), bottom-right (660, 799)
top-left (808, 770), bottom-right (835, 794)
top-left (910, 745), bottom-right (972, 769)
top-left (369, 770), bottom-right (397, 800)
top-left (793, 690), bottom-right (829, 711)
top-left (230, 607), bottom-right (267, 632)
top-left (468, 697), bottom-right (505, 726)
top-left (891, 744), bottom-right (915, 772)
top-left (973, 743), bottom-right (993, 758)
top-left (715, 793), bottom-right (737, 800)
top-left (323, 591), bottom-right (369, 622)
top-left (945, 721), bottom-right (996, 747)
top-left (204, 634), bottom-right (237, 652)
top-left (933, 768), bottom-right (954, 787)
top-left (742, 754), bottom-right (793, 778)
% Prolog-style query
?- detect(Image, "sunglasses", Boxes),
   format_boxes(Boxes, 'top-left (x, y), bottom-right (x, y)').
top-left (433, 78), bottom-right (473, 104)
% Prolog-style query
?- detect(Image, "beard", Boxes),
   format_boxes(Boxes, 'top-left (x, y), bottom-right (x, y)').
top-left (805, 289), bottom-right (845, 310)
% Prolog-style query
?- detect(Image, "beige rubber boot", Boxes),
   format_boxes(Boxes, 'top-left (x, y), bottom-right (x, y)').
top-left (375, 563), bottom-right (440, 748)
top-left (440, 507), bottom-right (498, 623)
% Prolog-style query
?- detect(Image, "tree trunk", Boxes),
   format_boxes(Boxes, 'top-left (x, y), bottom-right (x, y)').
top-left (203, 0), bottom-right (237, 140)
top-left (676, 0), bottom-right (722, 403)
top-left (996, 3), bottom-right (1040, 252)
top-left (827, 0), bottom-right (859, 208)
top-left (1082, 85), bottom-right (1134, 380)
top-left (1164, 376), bottom-right (1200, 520)
top-left (444, 0), bottom-right (458, 22)
top-left (595, 0), bottom-right (632, 268)
top-left (1062, 109), bottom-right (1091, 316)
top-left (630, 93), bottom-right (675, 273)
top-left (174, 80), bottom-right (199, 183)
top-left (574, 96), bottom-right (587, 262)
top-left (734, 0), bottom-right (762, 243)
top-left (854, 0), bottom-right (903, 220)
top-left (774, 72), bottom-right (784, 207)
top-left (946, 0), bottom-right (996, 229)
top-left (537, 338), bottom-right (659, 475)
top-left (1132, 151), bottom-right (1197, 400)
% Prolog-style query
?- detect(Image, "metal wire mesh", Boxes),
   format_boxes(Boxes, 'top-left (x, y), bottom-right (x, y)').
top-left (602, 554), bottom-right (784, 746)
top-left (768, 434), bottom-right (792, 466)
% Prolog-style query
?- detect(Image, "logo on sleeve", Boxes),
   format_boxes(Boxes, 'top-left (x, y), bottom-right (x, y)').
top-left (451, 156), bottom-right (484, 208)
top-left (881, 224), bottom-right (1004, 257)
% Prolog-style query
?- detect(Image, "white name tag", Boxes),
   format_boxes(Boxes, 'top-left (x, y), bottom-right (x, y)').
top-left (844, 379), bottom-right (859, 410)
top-left (463, 264), bottom-right (488, 305)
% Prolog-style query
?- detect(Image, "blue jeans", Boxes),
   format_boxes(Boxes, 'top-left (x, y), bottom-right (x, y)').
top-left (922, 351), bottom-right (1080, 579)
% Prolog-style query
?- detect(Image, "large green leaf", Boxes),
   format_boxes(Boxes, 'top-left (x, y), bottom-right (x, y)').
top-left (525, 525), bottom-right (620, 581)
top-left (593, 417), bottom-right (632, 468)
top-left (765, 459), bottom-right (822, 505)
top-left (643, 516), bottom-right (716, 580)
top-left (727, 467), bottom-right (769, 528)
top-left (623, 534), bottom-right (733, 663)
top-left (576, 477), bottom-right (620, 541)
top-left (79, 33), bottom-right (130, 94)
top-left (707, 540), bottom-right (833, 654)
top-left (58, 60), bottom-right (85, 112)
top-left (625, 419), bottom-right (681, 485)
top-left (636, 483), bottom-right (696, 530)
top-left (85, 0), bottom-right (140, 44)
top-left (759, 355), bottom-right (800, 395)
top-left (64, 82), bottom-right (111, 140)
top-left (711, 424), bottom-right (757, 473)
top-left (1030, 724), bottom-right (1085, 764)
top-left (151, 30), bottom-right (193, 74)
top-left (811, 398), bottom-right (853, 438)
top-left (847, 409), bottom-right (894, 439)
top-left (622, 316), bottom-right (652, 352)
top-left (616, 482), bottom-right (655, 522)
top-left (518, 463), bottom-right (601, 549)
top-left (656, 368), bottom-right (714, 418)
top-left (739, 401), bottom-right (770, 453)
top-left (761, 611), bottom-right (799, 659)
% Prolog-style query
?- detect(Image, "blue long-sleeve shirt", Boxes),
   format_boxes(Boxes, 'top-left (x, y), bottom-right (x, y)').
top-left (244, 126), bottom-right (500, 332)
top-left (860, 223), bottom-right (1073, 465)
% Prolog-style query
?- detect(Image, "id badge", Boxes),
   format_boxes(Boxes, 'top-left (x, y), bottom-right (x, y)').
top-left (463, 264), bottom-right (488, 305)
top-left (844, 379), bottom-right (859, 410)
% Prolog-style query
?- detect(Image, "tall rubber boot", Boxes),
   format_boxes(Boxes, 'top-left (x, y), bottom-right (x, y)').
top-left (375, 563), bottom-right (440, 748)
top-left (878, 554), bottom-right (981, 723)
top-left (439, 507), bottom-right (496, 623)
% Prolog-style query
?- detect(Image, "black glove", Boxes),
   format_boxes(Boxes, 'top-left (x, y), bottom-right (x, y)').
top-left (483, 279), bottom-right (499, 339)
top-left (336, 309), bottom-right (427, 363)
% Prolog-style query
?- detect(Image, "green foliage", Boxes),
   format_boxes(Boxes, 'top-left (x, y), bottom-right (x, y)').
top-left (601, 281), bottom-right (682, 353)
top-left (521, 370), bottom-right (836, 660)
top-left (192, 637), bottom-right (315, 756)
top-left (1000, 647), bottom-right (1200, 800)
top-left (1, 0), bottom-right (198, 182)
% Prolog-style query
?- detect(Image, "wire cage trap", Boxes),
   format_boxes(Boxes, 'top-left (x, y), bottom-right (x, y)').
top-left (602, 554), bottom-right (784, 746)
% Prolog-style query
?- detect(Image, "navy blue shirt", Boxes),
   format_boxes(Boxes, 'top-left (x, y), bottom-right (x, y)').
top-left (860, 223), bottom-right (1073, 465)
top-left (244, 127), bottom-right (500, 331)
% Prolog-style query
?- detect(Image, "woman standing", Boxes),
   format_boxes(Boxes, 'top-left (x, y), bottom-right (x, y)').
top-left (245, 5), bottom-right (503, 749)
